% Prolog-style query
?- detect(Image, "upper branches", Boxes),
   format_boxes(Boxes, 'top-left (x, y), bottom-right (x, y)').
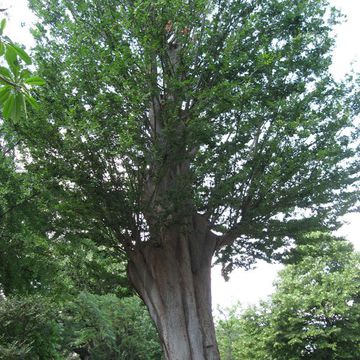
top-left (25, 0), bottom-right (359, 268)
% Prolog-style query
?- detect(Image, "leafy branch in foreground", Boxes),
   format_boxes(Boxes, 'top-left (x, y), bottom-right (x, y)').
top-left (0, 18), bottom-right (44, 122)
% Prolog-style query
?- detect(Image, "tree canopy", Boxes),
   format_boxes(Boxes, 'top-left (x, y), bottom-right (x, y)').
top-left (22, 0), bottom-right (358, 273)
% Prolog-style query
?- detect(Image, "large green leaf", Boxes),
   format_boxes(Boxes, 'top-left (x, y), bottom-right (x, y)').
top-left (0, 66), bottom-right (12, 80)
top-left (4, 46), bottom-right (19, 77)
top-left (25, 94), bottom-right (39, 110)
top-left (11, 92), bottom-right (25, 121)
top-left (2, 92), bottom-right (15, 119)
top-left (20, 69), bottom-right (32, 80)
top-left (0, 85), bottom-right (11, 104)
top-left (4, 46), bottom-right (16, 67)
top-left (25, 76), bottom-right (45, 86)
top-left (9, 43), bottom-right (32, 65)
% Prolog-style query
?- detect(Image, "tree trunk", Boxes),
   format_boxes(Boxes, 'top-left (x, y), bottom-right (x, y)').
top-left (127, 214), bottom-right (220, 360)
top-left (73, 347), bottom-right (90, 360)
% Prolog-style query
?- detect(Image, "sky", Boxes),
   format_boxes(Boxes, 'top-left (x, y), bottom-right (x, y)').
top-left (1, 0), bottom-right (359, 309)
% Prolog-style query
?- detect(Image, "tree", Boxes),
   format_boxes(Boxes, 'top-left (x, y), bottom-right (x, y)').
top-left (12, 0), bottom-right (359, 358)
top-left (216, 302), bottom-right (246, 360)
top-left (216, 235), bottom-right (360, 359)
top-left (0, 295), bottom-right (62, 359)
top-left (266, 235), bottom-right (360, 359)
top-left (0, 293), bottom-right (162, 359)
top-left (61, 293), bottom-right (162, 360)
top-left (216, 303), bottom-right (269, 360)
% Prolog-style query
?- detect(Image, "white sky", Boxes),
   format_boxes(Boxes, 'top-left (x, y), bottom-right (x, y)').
top-left (2, 0), bottom-right (359, 309)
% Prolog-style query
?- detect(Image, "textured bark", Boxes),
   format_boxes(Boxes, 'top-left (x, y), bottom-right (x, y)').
top-left (128, 214), bottom-right (220, 360)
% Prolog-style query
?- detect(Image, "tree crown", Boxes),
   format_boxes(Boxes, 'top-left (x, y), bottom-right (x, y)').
top-left (15, 0), bottom-right (360, 274)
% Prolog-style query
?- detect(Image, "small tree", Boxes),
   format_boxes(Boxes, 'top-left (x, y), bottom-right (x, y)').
top-left (9, 0), bottom-right (360, 358)
top-left (216, 303), bottom-right (248, 360)
top-left (61, 293), bottom-right (162, 360)
top-left (0, 295), bottom-right (62, 359)
top-left (267, 235), bottom-right (360, 359)
top-left (216, 234), bottom-right (360, 359)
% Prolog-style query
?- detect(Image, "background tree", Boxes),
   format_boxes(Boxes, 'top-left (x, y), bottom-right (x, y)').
top-left (216, 303), bottom-right (269, 360)
top-left (0, 293), bottom-right (162, 359)
top-left (216, 234), bottom-right (360, 359)
top-left (7, 0), bottom-right (360, 358)
top-left (0, 295), bottom-right (62, 359)
top-left (216, 302), bottom-right (248, 360)
top-left (266, 234), bottom-right (360, 359)
top-left (61, 293), bottom-right (162, 360)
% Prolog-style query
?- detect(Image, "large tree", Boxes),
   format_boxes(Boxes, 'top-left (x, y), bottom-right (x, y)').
top-left (11, 0), bottom-right (359, 358)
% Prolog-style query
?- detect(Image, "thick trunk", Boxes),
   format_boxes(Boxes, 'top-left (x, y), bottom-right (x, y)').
top-left (128, 215), bottom-right (220, 360)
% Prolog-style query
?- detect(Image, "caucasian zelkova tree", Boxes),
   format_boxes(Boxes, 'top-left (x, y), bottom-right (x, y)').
top-left (17, 0), bottom-right (359, 358)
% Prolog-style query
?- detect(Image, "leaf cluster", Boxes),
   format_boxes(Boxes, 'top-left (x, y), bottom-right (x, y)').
top-left (0, 18), bottom-right (44, 122)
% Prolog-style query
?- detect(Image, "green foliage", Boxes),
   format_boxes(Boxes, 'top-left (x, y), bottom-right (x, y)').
top-left (62, 293), bottom-right (162, 359)
top-left (266, 235), bottom-right (360, 359)
top-left (216, 302), bottom-right (245, 360)
top-left (0, 17), bottom-right (43, 121)
top-left (0, 295), bottom-right (62, 359)
top-left (1, 112), bottom-right (129, 299)
top-left (0, 159), bottom-right (129, 298)
top-left (0, 146), bottom-right (56, 295)
top-left (216, 234), bottom-right (360, 359)
top-left (217, 303), bottom-right (269, 360)
top-left (21, 0), bottom-right (359, 274)
top-left (0, 293), bottom-right (162, 359)
top-left (53, 239), bottom-right (131, 299)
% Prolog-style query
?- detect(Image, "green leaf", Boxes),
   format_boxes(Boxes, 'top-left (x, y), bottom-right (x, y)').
top-left (5, 45), bottom-right (17, 67)
top-left (12, 92), bottom-right (24, 121)
top-left (2, 92), bottom-right (15, 119)
top-left (9, 43), bottom-right (32, 65)
top-left (0, 66), bottom-right (12, 79)
top-left (0, 42), bottom-right (4, 56)
top-left (0, 18), bottom-right (6, 35)
top-left (25, 94), bottom-right (39, 110)
top-left (4, 46), bottom-right (19, 77)
top-left (25, 76), bottom-right (45, 86)
top-left (20, 69), bottom-right (32, 80)
top-left (22, 91), bottom-right (27, 118)
top-left (0, 85), bottom-right (11, 104)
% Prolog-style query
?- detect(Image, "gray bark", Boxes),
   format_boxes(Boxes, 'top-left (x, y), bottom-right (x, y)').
top-left (128, 214), bottom-right (220, 360)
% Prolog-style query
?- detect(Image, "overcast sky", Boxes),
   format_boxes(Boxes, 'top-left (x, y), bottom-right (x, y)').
top-left (2, 0), bottom-right (359, 309)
